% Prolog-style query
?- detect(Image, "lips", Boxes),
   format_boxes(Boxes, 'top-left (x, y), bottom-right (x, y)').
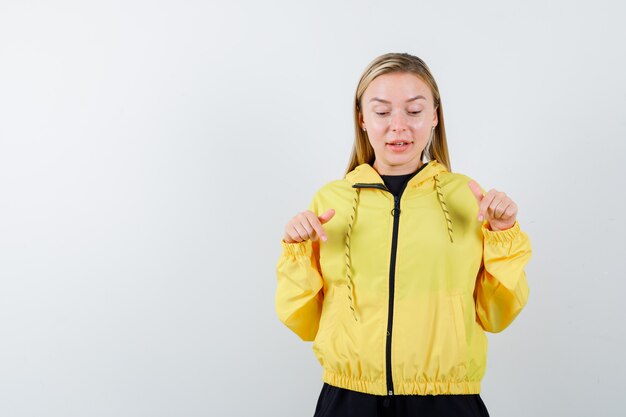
top-left (386, 141), bottom-right (413, 153)
top-left (386, 140), bottom-right (413, 145)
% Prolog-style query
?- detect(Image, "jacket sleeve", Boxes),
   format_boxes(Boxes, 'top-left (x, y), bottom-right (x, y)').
top-left (275, 199), bottom-right (324, 342)
top-left (474, 220), bottom-right (532, 333)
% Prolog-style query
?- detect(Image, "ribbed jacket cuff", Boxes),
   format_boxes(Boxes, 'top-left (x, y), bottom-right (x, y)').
top-left (482, 220), bottom-right (521, 244)
top-left (280, 239), bottom-right (310, 258)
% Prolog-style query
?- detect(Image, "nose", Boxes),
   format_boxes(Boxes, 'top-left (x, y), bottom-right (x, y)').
top-left (389, 111), bottom-right (408, 132)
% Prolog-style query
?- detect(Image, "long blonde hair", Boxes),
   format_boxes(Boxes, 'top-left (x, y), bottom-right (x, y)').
top-left (345, 53), bottom-right (451, 175)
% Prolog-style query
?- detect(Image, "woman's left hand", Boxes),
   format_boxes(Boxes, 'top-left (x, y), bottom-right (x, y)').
top-left (467, 180), bottom-right (517, 231)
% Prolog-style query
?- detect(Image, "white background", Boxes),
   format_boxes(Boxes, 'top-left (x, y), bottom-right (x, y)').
top-left (1, 1), bottom-right (625, 416)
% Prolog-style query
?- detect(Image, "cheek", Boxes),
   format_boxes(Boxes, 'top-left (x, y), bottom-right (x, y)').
top-left (367, 136), bottom-right (384, 150)
top-left (365, 122), bottom-right (387, 144)
top-left (367, 118), bottom-right (387, 131)
top-left (409, 118), bottom-right (430, 130)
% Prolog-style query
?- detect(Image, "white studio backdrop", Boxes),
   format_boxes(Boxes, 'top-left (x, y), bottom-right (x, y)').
top-left (0, 1), bottom-right (624, 416)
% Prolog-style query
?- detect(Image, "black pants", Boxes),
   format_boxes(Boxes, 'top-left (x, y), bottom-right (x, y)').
top-left (313, 383), bottom-right (490, 417)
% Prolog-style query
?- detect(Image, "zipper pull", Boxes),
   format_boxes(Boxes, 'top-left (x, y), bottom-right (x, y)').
top-left (391, 195), bottom-right (400, 217)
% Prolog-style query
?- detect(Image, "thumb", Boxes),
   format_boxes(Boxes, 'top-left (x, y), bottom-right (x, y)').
top-left (467, 180), bottom-right (484, 204)
top-left (318, 208), bottom-right (335, 224)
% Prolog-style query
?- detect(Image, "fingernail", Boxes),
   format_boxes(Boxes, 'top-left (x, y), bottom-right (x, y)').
top-left (321, 235), bottom-right (327, 241)
top-left (478, 215), bottom-right (483, 221)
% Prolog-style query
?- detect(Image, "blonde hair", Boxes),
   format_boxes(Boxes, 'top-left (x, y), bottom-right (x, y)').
top-left (345, 53), bottom-right (451, 175)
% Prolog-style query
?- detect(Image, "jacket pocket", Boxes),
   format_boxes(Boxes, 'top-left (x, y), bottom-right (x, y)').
top-left (450, 294), bottom-right (469, 366)
top-left (312, 286), bottom-right (338, 367)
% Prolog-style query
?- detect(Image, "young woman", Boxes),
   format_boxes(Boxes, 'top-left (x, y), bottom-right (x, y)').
top-left (275, 52), bottom-right (532, 417)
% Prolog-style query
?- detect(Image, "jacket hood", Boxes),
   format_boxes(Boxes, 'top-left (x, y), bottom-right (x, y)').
top-left (345, 159), bottom-right (448, 187)
top-left (342, 159), bottom-right (454, 323)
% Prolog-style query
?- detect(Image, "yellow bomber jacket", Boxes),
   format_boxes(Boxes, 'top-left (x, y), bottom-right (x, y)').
top-left (275, 159), bottom-right (532, 396)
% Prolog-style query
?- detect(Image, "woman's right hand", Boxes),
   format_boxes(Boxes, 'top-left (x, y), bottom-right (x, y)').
top-left (282, 208), bottom-right (335, 243)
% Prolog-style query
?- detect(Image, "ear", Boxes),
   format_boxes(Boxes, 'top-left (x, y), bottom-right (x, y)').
top-left (358, 111), bottom-right (365, 130)
top-left (432, 109), bottom-right (438, 128)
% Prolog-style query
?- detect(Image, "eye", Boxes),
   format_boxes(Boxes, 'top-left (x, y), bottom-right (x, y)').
top-left (376, 112), bottom-right (389, 116)
top-left (409, 111), bottom-right (422, 115)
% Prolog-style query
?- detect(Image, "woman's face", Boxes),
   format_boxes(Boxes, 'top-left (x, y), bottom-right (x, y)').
top-left (359, 72), bottom-right (438, 175)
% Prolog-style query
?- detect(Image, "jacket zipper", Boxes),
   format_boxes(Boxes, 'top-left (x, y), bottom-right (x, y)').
top-left (386, 193), bottom-right (401, 399)
top-left (353, 183), bottom-right (402, 400)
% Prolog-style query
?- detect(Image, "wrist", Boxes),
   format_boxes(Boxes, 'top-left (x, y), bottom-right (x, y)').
top-left (486, 221), bottom-right (515, 232)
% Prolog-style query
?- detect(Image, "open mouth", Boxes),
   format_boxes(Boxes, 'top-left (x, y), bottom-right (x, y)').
top-left (386, 141), bottom-right (413, 151)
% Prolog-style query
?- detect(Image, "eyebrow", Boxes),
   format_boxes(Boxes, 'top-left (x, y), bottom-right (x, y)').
top-left (369, 95), bottom-right (426, 104)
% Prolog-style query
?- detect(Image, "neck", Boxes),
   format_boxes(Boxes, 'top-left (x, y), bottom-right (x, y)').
top-left (373, 160), bottom-right (425, 176)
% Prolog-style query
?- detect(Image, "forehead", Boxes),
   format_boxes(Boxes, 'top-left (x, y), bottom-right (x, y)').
top-left (364, 72), bottom-right (432, 103)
